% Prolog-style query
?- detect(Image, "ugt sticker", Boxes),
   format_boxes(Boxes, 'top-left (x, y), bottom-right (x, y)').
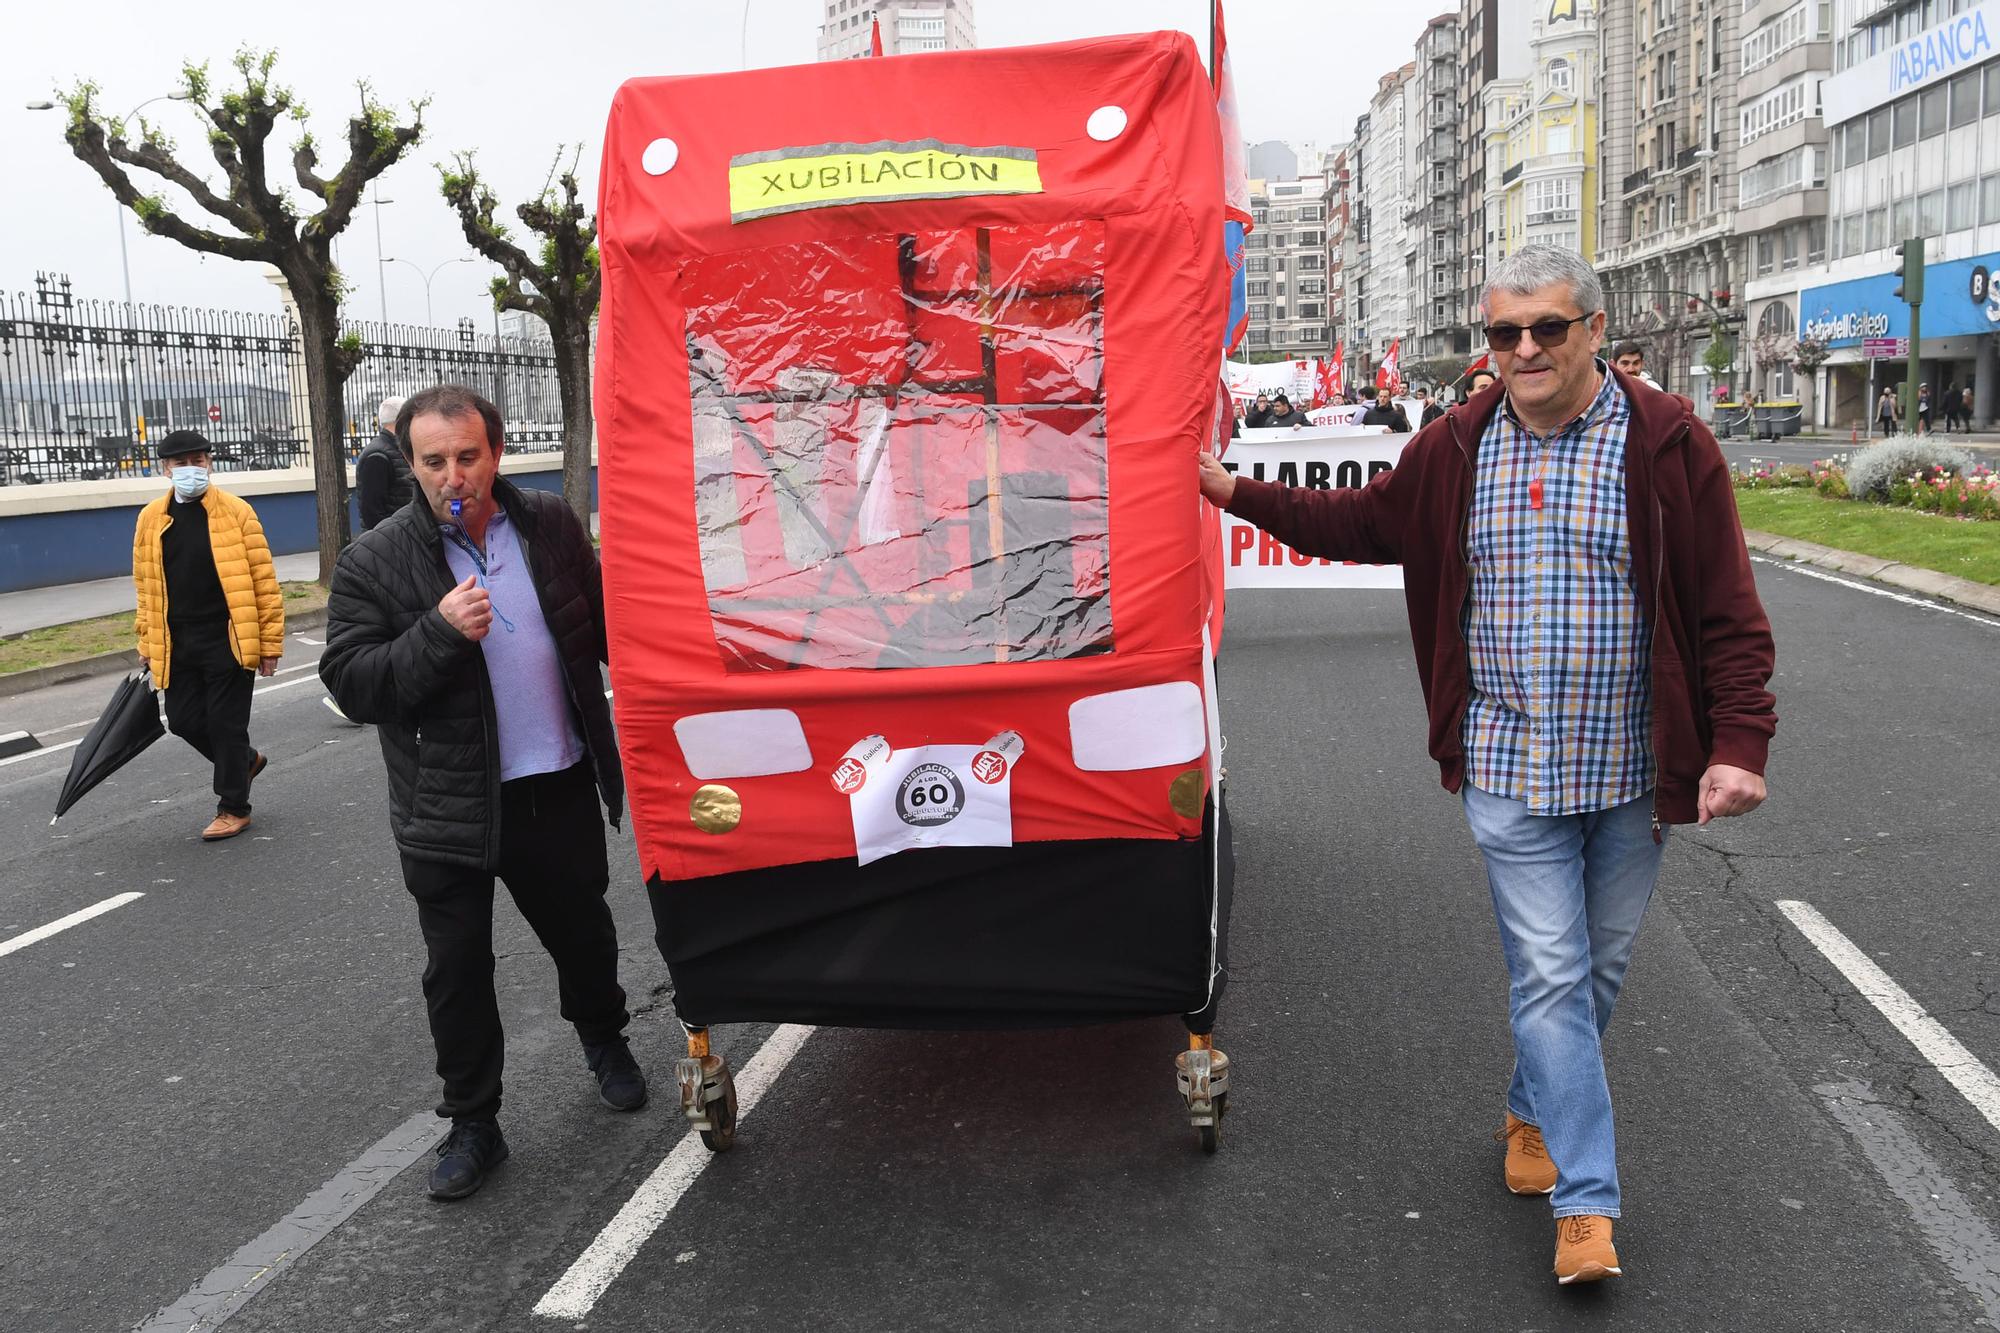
top-left (970, 750), bottom-right (1008, 785)
top-left (896, 763), bottom-right (965, 827)
top-left (830, 758), bottom-right (869, 794)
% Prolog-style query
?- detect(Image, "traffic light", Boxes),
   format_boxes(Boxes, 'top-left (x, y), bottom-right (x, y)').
top-left (1893, 237), bottom-right (1926, 305)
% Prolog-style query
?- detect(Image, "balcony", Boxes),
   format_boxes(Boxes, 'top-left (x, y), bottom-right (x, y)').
top-left (1526, 208), bottom-right (1580, 227)
top-left (1502, 162), bottom-right (1524, 185)
top-left (1622, 167), bottom-right (1652, 197)
top-left (1594, 215), bottom-right (1736, 272)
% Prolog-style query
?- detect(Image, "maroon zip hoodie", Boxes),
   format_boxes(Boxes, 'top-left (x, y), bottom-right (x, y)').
top-left (1224, 366), bottom-right (1776, 826)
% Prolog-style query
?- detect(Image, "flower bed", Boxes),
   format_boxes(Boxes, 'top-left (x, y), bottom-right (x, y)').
top-left (1733, 455), bottom-right (1996, 521)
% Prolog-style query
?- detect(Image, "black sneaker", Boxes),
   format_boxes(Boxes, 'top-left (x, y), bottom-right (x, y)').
top-left (585, 1039), bottom-right (649, 1112)
top-left (428, 1119), bottom-right (509, 1200)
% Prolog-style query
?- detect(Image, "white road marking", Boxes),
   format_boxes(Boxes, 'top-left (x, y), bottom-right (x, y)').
top-left (1751, 556), bottom-right (2000, 630)
top-left (1776, 901), bottom-right (2000, 1136)
top-left (134, 1109), bottom-right (446, 1333)
top-left (0, 736), bottom-right (82, 770)
top-left (534, 1024), bottom-right (817, 1319)
top-left (0, 892), bottom-right (145, 959)
top-left (3, 672), bottom-right (324, 774)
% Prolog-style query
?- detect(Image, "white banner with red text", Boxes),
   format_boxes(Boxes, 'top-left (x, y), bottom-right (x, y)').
top-left (1220, 428), bottom-right (1409, 589)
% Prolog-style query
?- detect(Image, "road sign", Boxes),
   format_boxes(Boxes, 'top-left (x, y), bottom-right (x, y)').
top-left (1861, 337), bottom-right (1908, 358)
top-left (207, 404), bottom-right (222, 423)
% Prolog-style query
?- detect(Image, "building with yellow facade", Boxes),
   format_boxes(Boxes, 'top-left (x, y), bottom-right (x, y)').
top-left (1482, 1), bottom-right (1600, 271)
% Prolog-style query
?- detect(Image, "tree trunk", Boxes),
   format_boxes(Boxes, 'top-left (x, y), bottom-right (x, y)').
top-left (556, 320), bottom-right (595, 532)
top-left (295, 297), bottom-right (353, 584)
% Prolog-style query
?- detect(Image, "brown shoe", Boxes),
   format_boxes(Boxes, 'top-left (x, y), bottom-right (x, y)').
top-left (1553, 1214), bottom-right (1621, 1284)
top-left (248, 751), bottom-right (268, 784)
top-left (201, 812), bottom-right (252, 841)
top-left (1495, 1111), bottom-right (1558, 1195)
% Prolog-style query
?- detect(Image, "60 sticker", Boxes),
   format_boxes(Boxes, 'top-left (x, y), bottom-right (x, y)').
top-left (896, 762), bottom-right (965, 827)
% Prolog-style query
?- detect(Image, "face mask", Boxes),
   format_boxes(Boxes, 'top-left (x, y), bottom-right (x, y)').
top-left (171, 466), bottom-right (210, 501)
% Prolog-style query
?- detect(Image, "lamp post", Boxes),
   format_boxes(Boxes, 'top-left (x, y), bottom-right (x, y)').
top-left (371, 185), bottom-right (394, 324)
top-left (25, 92), bottom-right (192, 308)
top-left (384, 255), bottom-right (474, 327)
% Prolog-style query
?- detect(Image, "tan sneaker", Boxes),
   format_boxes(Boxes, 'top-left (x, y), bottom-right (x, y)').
top-left (1553, 1214), bottom-right (1621, 1284)
top-left (1495, 1111), bottom-right (1558, 1195)
top-left (201, 812), bottom-right (252, 841)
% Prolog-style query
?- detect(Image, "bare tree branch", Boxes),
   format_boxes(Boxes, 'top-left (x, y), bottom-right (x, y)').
top-left (66, 118), bottom-right (276, 264)
top-left (110, 133), bottom-right (259, 234)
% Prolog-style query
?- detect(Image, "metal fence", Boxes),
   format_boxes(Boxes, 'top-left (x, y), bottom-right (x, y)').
top-left (0, 273), bottom-right (562, 484)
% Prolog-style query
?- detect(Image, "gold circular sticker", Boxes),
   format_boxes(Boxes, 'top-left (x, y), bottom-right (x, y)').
top-left (1168, 768), bottom-right (1207, 820)
top-left (690, 784), bottom-right (742, 834)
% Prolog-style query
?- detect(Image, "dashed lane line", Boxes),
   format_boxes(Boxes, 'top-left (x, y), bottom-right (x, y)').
top-left (0, 891), bottom-right (145, 959)
top-left (1751, 556), bottom-right (2000, 630)
top-left (534, 1024), bottom-right (818, 1320)
top-left (133, 1109), bottom-right (446, 1333)
top-left (1776, 900), bottom-right (2000, 1137)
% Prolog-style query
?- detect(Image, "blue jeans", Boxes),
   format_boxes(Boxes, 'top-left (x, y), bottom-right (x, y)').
top-left (1462, 783), bottom-right (1665, 1218)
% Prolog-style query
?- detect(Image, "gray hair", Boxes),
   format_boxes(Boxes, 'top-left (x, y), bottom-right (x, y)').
top-left (377, 395), bottom-right (406, 432)
top-left (1480, 245), bottom-right (1604, 319)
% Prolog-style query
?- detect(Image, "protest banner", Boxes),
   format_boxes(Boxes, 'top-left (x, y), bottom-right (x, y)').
top-left (1220, 425), bottom-right (1408, 589)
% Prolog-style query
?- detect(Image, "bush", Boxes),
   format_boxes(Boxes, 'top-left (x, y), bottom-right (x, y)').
top-left (1842, 437), bottom-right (1974, 503)
top-left (1733, 461), bottom-right (1816, 490)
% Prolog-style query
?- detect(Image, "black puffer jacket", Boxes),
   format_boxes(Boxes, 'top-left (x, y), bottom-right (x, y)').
top-left (320, 478), bottom-right (623, 869)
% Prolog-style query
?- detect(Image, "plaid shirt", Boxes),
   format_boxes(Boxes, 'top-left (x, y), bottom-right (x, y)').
top-left (1461, 364), bottom-right (1654, 814)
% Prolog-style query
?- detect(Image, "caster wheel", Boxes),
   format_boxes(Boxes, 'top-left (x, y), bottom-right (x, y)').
top-left (700, 1065), bottom-right (738, 1153)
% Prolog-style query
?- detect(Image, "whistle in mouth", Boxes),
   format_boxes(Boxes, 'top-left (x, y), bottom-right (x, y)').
top-left (449, 498), bottom-right (464, 518)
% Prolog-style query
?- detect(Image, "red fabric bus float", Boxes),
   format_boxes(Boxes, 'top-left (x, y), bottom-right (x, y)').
top-left (595, 29), bottom-right (1236, 1150)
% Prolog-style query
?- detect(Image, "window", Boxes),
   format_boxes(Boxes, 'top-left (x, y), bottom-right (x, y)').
top-left (1988, 63), bottom-right (2000, 117)
top-left (1250, 303), bottom-right (1272, 322)
top-left (1841, 120), bottom-right (1864, 168)
top-left (1920, 85), bottom-right (1946, 138)
top-left (1740, 76), bottom-right (1813, 144)
top-left (1949, 71), bottom-right (1981, 126)
top-left (1246, 280), bottom-right (1270, 297)
top-left (1867, 106), bottom-right (1890, 158)
top-left (1919, 188), bottom-right (1946, 237)
top-left (1893, 96), bottom-right (1916, 148)
top-left (1984, 175), bottom-right (2000, 226)
top-left (1546, 124), bottom-right (1574, 154)
top-left (1840, 213), bottom-right (1863, 257)
top-left (1247, 256), bottom-right (1270, 274)
top-left (1298, 303), bottom-right (1324, 319)
top-left (1780, 226), bottom-right (1800, 272)
top-left (1549, 58), bottom-right (1572, 93)
top-left (1756, 233), bottom-right (1776, 276)
top-left (1806, 217), bottom-right (1827, 265)
top-left (1949, 182), bottom-right (1978, 231)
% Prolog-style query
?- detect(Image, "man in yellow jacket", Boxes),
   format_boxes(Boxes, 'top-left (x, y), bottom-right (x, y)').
top-left (133, 430), bottom-right (285, 840)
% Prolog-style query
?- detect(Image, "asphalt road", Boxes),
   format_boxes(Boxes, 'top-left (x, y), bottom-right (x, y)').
top-left (2, 560), bottom-right (1997, 1331)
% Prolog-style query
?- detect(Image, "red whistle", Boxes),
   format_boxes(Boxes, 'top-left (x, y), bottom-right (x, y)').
top-left (1529, 478), bottom-right (1544, 510)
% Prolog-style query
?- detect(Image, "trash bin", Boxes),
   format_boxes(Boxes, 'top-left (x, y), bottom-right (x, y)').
top-left (1754, 401), bottom-right (1803, 439)
top-left (1712, 402), bottom-right (1746, 439)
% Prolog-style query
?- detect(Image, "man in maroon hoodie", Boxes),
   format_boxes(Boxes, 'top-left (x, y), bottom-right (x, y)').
top-left (1198, 245), bottom-right (1775, 1285)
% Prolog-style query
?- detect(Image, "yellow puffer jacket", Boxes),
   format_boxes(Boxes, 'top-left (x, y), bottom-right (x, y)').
top-left (132, 486), bottom-right (286, 689)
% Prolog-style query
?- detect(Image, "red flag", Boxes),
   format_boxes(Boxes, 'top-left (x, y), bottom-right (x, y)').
top-left (1376, 338), bottom-right (1402, 391)
top-left (1314, 356), bottom-right (1336, 408)
top-left (1461, 351), bottom-right (1490, 380)
top-left (870, 15), bottom-right (884, 56)
top-left (1212, 2), bottom-right (1252, 228)
top-left (1331, 340), bottom-right (1345, 395)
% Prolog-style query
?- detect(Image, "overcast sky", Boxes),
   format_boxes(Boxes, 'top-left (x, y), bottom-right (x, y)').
top-left (3, 0), bottom-right (1427, 329)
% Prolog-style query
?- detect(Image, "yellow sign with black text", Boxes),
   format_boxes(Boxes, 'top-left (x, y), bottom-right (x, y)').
top-left (728, 139), bottom-right (1043, 223)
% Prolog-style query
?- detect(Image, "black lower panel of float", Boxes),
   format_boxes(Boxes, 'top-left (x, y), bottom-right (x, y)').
top-left (647, 796), bottom-right (1233, 1031)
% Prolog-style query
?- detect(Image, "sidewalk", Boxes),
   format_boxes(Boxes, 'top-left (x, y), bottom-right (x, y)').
top-left (0, 552), bottom-right (321, 638)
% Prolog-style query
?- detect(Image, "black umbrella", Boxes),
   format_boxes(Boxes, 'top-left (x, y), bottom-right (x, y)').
top-left (51, 670), bottom-right (165, 822)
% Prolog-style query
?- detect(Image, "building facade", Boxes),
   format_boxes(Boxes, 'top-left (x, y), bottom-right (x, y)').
top-left (817, 0), bottom-right (976, 60)
top-left (1362, 65), bottom-right (1417, 381)
top-left (1595, 0), bottom-right (1744, 399)
top-left (1412, 14), bottom-right (1473, 369)
top-left (1244, 176), bottom-right (1332, 357)
top-left (1798, 0), bottom-right (1999, 429)
top-left (1324, 144), bottom-right (1356, 366)
top-left (1485, 3), bottom-right (1600, 267)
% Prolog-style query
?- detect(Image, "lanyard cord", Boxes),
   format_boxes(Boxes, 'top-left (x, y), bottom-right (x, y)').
top-left (442, 524), bottom-right (518, 634)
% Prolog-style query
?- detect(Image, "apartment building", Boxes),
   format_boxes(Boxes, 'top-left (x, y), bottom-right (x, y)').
top-left (1797, 0), bottom-right (1999, 428)
top-left (817, 0), bottom-right (976, 60)
top-left (1362, 65), bottom-right (1417, 381)
top-left (1595, 0), bottom-right (1743, 398)
top-left (1244, 176), bottom-right (1332, 356)
top-left (1485, 2), bottom-right (1600, 265)
top-left (1411, 13), bottom-right (1473, 368)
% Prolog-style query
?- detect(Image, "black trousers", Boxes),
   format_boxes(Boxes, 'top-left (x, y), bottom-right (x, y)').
top-left (399, 762), bottom-right (628, 1123)
top-left (163, 626), bottom-right (256, 817)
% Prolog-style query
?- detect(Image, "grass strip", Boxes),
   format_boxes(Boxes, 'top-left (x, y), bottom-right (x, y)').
top-left (1735, 488), bottom-right (2000, 586)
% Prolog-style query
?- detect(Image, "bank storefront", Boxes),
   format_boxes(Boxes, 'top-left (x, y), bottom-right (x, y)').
top-left (1799, 250), bottom-right (2000, 429)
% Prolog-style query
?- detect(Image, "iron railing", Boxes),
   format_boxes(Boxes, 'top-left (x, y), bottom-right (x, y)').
top-left (0, 273), bottom-right (563, 484)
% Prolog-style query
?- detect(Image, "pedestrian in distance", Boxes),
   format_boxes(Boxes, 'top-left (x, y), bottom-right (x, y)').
top-left (1467, 368), bottom-right (1498, 397)
top-left (1245, 392), bottom-right (1274, 429)
top-left (1610, 340), bottom-right (1660, 389)
top-left (1877, 386), bottom-right (1900, 436)
top-left (1416, 386), bottom-right (1446, 429)
top-left (1266, 392), bottom-right (1307, 429)
top-left (1195, 244), bottom-right (1776, 1286)
top-left (1962, 386), bottom-right (1976, 431)
top-left (1360, 385), bottom-right (1411, 432)
top-left (320, 384), bottom-right (648, 1202)
top-left (1917, 383), bottom-right (1933, 435)
top-left (356, 394), bottom-right (415, 533)
top-left (132, 430), bottom-right (283, 841)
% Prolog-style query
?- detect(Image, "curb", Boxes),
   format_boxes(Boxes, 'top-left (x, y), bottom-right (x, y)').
top-left (1742, 529), bottom-right (2000, 619)
top-left (0, 607), bottom-right (329, 701)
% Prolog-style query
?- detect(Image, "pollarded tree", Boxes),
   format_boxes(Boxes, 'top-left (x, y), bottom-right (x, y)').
top-left (60, 50), bottom-right (424, 577)
top-left (440, 148), bottom-right (599, 526)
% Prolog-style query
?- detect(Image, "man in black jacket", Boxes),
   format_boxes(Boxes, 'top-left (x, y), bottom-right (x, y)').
top-left (1361, 386), bottom-right (1412, 432)
top-left (355, 395), bottom-right (414, 533)
top-left (321, 384), bottom-right (645, 1201)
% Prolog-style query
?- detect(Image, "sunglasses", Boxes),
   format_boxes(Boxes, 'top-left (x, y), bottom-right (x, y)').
top-left (1483, 314), bottom-right (1591, 352)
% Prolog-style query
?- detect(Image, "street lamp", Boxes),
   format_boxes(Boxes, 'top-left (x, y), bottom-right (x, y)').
top-left (25, 91), bottom-right (193, 308)
top-left (384, 255), bottom-right (475, 326)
